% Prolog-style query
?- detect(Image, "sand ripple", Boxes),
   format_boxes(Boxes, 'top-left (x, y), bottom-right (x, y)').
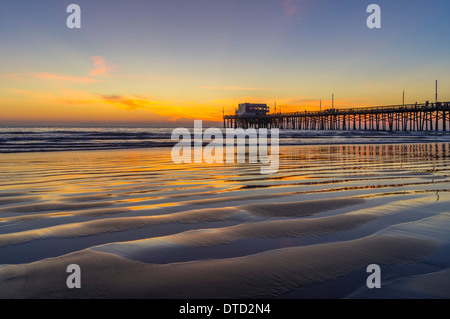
top-left (0, 198), bottom-right (364, 247)
top-left (0, 235), bottom-right (437, 298)
top-left (1, 144), bottom-right (450, 298)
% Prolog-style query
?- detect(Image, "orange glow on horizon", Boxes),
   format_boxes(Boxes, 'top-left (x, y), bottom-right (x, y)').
top-left (0, 55), bottom-right (439, 125)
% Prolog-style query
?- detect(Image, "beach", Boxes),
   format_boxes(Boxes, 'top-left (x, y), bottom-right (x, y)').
top-left (1, 143), bottom-right (450, 298)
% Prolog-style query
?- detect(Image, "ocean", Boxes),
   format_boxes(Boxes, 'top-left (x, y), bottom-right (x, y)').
top-left (2, 126), bottom-right (450, 153)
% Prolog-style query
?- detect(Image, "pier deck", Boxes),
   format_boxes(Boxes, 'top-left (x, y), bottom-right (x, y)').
top-left (223, 101), bottom-right (450, 131)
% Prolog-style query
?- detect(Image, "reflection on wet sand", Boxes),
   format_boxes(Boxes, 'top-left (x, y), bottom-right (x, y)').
top-left (0, 143), bottom-right (450, 298)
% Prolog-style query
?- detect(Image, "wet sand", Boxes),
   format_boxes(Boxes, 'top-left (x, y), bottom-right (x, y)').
top-left (1, 143), bottom-right (450, 298)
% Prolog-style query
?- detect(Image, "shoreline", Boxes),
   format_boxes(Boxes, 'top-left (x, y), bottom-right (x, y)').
top-left (2, 139), bottom-right (450, 155)
top-left (2, 127), bottom-right (450, 154)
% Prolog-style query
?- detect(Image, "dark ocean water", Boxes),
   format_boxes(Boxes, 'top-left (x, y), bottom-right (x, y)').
top-left (2, 126), bottom-right (450, 153)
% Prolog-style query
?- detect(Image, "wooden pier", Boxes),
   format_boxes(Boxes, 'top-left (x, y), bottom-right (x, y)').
top-left (224, 101), bottom-right (450, 132)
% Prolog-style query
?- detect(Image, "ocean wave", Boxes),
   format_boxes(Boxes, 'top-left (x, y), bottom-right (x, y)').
top-left (2, 127), bottom-right (450, 153)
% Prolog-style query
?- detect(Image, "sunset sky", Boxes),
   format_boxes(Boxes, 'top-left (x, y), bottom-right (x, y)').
top-left (1, 0), bottom-right (450, 126)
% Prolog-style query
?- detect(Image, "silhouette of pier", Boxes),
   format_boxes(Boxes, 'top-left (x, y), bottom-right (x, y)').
top-left (223, 101), bottom-right (450, 131)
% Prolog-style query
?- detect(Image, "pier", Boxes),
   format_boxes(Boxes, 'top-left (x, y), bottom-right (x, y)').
top-left (224, 101), bottom-right (450, 132)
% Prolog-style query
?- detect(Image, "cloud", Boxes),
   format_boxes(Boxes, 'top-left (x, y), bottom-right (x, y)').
top-left (100, 94), bottom-right (223, 121)
top-left (27, 72), bottom-right (97, 83)
top-left (280, 97), bottom-right (375, 112)
top-left (15, 57), bottom-right (112, 84)
top-left (89, 56), bottom-right (112, 76)
top-left (117, 74), bottom-right (182, 82)
top-left (101, 95), bottom-right (160, 110)
top-left (280, 0), bottom-right (305, 18)
top-left (8, 87), bottom-right (104, 106)
top-left (201, 86), bottom-right (265, 90)
top-left (9, 88), bottom-right (61, 100)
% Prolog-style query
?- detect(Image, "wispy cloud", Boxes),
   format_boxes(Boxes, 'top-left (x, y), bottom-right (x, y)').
top-left (7, 87), bottom-right (232, 122)
top-left (280, 0), bottom-right (305, 18)
top-left (27, 72), bottom-right (97, 83)
top-left (281, 97), bottom-right (375, 111)
top-left (100, 94), bottom-right (222, 121)
top-left (100, 94), bottom-right (161, 110)
top-left (118, 74), bottom-right (182, 82)
top-left (10, 56), bottom-right (112, 84)
top-left (89, 56), bottom-right (112, 76)
top-left (201, 86), bottom-right (265, 90)
top-left (9, 87), bottom-right (102, 105)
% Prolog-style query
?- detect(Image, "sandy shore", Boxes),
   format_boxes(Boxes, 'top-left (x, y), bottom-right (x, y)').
top-left (1, 143), bottom-right (450, 298)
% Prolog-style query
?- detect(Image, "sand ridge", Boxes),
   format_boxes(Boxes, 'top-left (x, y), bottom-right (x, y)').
top-left (0, 235), bottom-right (438, 299)
top-left (0, 197), bottom-right (365, 248)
